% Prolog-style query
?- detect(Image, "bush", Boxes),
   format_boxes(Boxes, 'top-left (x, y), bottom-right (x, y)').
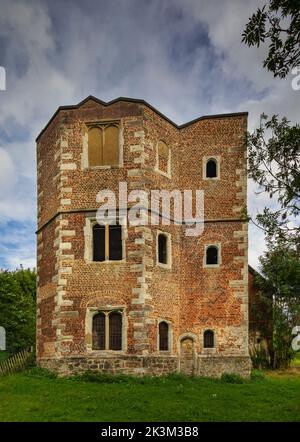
top-left (71, 371), bottom-right (191, 385)
top-left (250, 346), bottom-right (271, 369)
top-left (74, 371), bottom-right (132, 384)
top-left (250, 369), bottom-right (265, 382)
top-left (221, 372), bottom-right (246, 384)
top-left (0, 268), bottom-right (36, 354)
top-left (23, 367), bottom-right (57, 379)
top-left (0, 351), bottom-right (10, 362)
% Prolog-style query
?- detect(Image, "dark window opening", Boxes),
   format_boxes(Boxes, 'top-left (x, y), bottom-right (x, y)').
top-left (204, 330), bottom-right (214, 348)
top-left (109, 225), bottom-right (122, 260)
top-left (206, 246), bottom-right (218, 265)
top-left (159, 321), bottom-right (169, 351)
top-left (158, 234), bottom-right (168, 264)
top-left (109, 312), bottom-right (122, 350)
top-left (206, 159), bottom-right (217, 178)
top-left (93, 224), bottom-right (105, 261)
top-left (92, 313), bottom-right (105, 350)
top-left (92, 223), bottom-right (122, 261)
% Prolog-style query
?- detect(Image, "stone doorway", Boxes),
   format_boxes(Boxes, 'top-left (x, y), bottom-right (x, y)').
top-left (180, 338), bottom-right (195, 375)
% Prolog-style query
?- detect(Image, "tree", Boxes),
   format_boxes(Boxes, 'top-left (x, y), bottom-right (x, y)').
top-left (247, 113), bottom-right (300, 241)
top-left (0, 268), bottom-right (36, 354)
top-left (242, 2), bottom-right (300, 369)
top-left (242, 1), bottom-right (300, 241)
top-left (255, 240), bottom-right (300, 368)
top-left (242, 0), bottom-right (300, 78)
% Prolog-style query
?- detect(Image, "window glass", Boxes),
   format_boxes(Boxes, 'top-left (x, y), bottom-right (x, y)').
top-left (206, 159), bottom-right (217, 178)
top-left (206, 246), bottom-right (218, 265)
top-left (158, 234), bottom-right (168, 264)
top-left (159, 321), bottom-right (169, 351)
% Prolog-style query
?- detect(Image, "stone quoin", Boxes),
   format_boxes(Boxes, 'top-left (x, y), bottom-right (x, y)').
top-left (36, 96), bottom-right (250, 377)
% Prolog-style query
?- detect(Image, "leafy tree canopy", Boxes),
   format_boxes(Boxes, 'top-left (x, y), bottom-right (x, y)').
top-left (247, 113), bottom-right (300, 241)
top-left (242, 0), bottom-right (300, 78)
top-left (0, 268), bottom-right (36, 354)
top-left (255, 240), bottom-right (300, 368)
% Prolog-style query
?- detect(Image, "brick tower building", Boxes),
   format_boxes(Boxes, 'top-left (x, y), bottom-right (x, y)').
top-left (36, 96), bottom-right (250, 377)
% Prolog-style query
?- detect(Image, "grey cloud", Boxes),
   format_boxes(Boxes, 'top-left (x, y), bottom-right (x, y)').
top-left (0, 0), bottom-right (298, 269)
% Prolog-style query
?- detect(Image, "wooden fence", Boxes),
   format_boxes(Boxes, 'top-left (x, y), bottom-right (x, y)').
top-left (0, 348), bottom-right (33, 376)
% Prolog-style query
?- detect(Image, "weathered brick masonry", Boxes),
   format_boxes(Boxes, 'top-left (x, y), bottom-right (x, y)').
top-left (36, 96), bottom-right (251, 377)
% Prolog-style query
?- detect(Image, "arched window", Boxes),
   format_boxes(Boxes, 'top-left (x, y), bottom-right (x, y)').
top-left (109, 312), bottom-right (122, 350)
top-left (159, 321), bottom-right (169, 351)
top-left (88, 124), bottom-right (119, 167)
top-left (88, 127), bottom-right (103, 167)
top-left (92, 313), bottom-right (105, 350)
top-left (206, 245), bottom-right (219, 265)
top-left (157, 141), bottom-right (170, 174)
top-left (158, 233), bottom-right (168, 264)
top-left (92, 311), bottom-right (123, 351)
top-left (104, 125), bottom-right (119, 166)
top-left (206, 159), bottom-right (217, 178)
top-left (204, 330), bottom-right (214, 348)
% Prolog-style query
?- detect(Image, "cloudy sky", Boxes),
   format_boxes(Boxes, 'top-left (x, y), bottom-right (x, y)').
top-left (0, 0), bottom-right (299, 270)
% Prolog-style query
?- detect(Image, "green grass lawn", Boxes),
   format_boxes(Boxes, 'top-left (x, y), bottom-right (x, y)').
top-left (0, 370), bottom-right (299, 422)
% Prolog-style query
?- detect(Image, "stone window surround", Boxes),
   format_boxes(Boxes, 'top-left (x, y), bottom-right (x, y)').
top-left (84, 215), bottom-right (127, 264)
top-left (81, 119), bottom-right (124, 170)
top-left (154, 140), bottom-right (172, 178)
top-left (156, 230), bottom-right (172, 270)
top-left (203, 242), bottom-right (221, 268)
top-left (203, 155), bottom-right (221, 180)
top-left (202, 328), bottom-right (217, 354)
top-left (85, 306), bottom-right (128, 353)
top-left (156, 319), bottom-right (173, 354)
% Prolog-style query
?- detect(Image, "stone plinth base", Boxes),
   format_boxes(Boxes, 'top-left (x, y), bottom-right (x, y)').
top-left (38, 354), bottom-right (251, 378)
top-left (197, 355), bottom-right (251, 378)
top-left (38, 355), bottom-right (178, 377)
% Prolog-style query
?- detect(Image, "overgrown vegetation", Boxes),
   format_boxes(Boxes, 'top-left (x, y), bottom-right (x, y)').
top-left (0, 268), bottom-right (36, 354)
top-left (254, 241), bottom-right (300, 369)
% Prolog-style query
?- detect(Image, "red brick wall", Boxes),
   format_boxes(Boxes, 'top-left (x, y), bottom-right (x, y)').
top-left (36, 97), bottom-right (249, 376)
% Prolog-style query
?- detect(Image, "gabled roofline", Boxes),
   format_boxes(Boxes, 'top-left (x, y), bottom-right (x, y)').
top-left (36, 95), bottom-right (248, 142)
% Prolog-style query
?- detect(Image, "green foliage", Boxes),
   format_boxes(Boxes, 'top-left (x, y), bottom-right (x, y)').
top-left (255, 241), bottom-right (300, 368)
top-left (0, 351), bottom-right (10, 362)
top-left (247, 114), bottom-right (300, 241)
top-left (291, 351), bottom-right (300, 366)
top-left (73, 371), bottom-right (193, 385)
top-left (0, 268), bottom-right (36, 354)
top-left (23, 367), bottom-right (57, 379)
top-left (250, 345), bottom-right (271, 369)
top-left (251, 369), bottom-right (266, 382)
top-left (220, 373), bottom-right (246, 384)
top-left (242, 0), bottom-right (300, 78)
top-left (74, 371), bottom-right (134, 384)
